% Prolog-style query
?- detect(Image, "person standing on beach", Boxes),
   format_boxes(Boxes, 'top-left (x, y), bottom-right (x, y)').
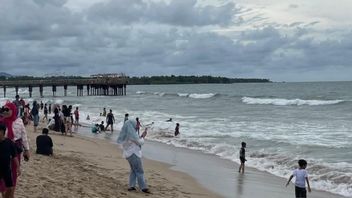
top-left (238, 142), bottom-right (246, 173)
top-left (286, 159), bottom-right (311, 198)
top-left (30, 101), bottom-right (39, 133)
top-left (0, 123), bottom-right (20, 198)
top-left (74, 107), bottom-right (79, 126)
top-left (48, 103), bottom-right (51, 115)
top-left (174, 123), bottom-right (180, 136)
top-left (62, 105), bottom-right (72, 136)
top-left (124, 113), bottom-right (129, 123)
top-left (135, 117), bottom-right (141, 135)
top-left (0, 102), bottom-right (30, 197)
top-left (117, 120), bottom-right (151, 194)
top-left (12, 95), bottom-right (21, 118)
top-left (105, 109), bottom-right (115, 132)
top-left (102, 108), bottom-right (106, 117)
top-left (42, 104), bottom-right (48, 121)
top-left (19, 98), bottom-right (25, 117)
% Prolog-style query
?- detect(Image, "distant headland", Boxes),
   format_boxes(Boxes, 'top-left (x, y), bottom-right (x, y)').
top-left (0, 73), bottom-right (271, 84)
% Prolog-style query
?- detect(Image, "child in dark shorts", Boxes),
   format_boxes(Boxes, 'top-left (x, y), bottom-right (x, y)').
top-left (238, 142), bottom-right (246, 173)
top-left (0, 123), bottom-right (20, 198)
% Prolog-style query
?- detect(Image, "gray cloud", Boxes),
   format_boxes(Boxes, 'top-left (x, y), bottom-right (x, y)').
top-left (0, 0), bottom-right (351, 81)
top-left (87, 0), bottom-right (237, 27)
top-left (289, 4), bottom-right (299, 9)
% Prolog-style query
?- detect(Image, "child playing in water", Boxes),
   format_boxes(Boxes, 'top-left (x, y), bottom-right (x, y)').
top-left (286, 159), bottom-right (311, 198)
top-left (174, 123), bottom-right (180, 136)
top-left (238, 142), bottom-right (246, 173)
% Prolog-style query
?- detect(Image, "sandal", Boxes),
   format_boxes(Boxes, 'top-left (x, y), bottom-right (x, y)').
top-left (142, 188), bottom-right (151, 194)
top-left (128, 187), bottom-right (136, 191)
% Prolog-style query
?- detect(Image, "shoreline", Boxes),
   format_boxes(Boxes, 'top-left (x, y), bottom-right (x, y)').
top-left (16, 121), bottom-right (348, 198)
top-left (16, 123), bottom-right (222, 198)
top-left (70, 125), bottom-right (346, 198)
top-left (143, 140), bottom-right (347, 198)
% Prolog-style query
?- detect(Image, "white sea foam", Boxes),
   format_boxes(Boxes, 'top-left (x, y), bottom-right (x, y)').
top-left (177, 93), bottom-right (189, 97)
top-left (188, 93), bottom-right (216, 99)
top-left (242, 97), bottom-right (344, 106)
top-left (136, 91), bottom-right (145, 94)
top-left (68, 105), bottom-right (352, 197)
top-left (54, 99), bottom-right (64, 104)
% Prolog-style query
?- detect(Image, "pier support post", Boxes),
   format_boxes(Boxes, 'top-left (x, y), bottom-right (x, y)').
top-left (52, 85), bottom-right (56, 97)
top-left (86, 85), bottom-right (90, 96)
top-left (124, 84), bottom-right (126, 95)
top-left (39, 85), bottom-right (43, 98)
top-left (15, 86), bottom-right (19, 96)
top-left (64, 85), bottom-right (67, 96)
top-left (3, 86), bottom-right (6, 98)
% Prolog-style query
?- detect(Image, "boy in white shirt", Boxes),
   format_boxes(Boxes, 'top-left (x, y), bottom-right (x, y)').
top-left (286, 159), bottom-right (312, 198)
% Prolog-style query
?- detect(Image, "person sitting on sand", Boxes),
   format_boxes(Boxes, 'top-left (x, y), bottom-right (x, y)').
top-left (36, 128), bottom-right (53, 156)
top-left (91, 124), bottom-right (100, 134)
top-left (99, 121), bottom-right (105, 132)
top-left (47, 118), bottom-right (55, 131)
top-left (117, 120), bottom-right (151, 194)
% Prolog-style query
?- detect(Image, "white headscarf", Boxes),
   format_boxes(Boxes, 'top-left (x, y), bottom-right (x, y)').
top-left (117, 119), bottom-right (139, 144)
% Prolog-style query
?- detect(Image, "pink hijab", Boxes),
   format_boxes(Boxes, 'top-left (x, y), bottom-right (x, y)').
top-left (3, 102), bottom-right (18, 140)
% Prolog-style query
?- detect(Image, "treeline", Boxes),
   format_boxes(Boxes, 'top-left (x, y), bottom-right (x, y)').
top-left (127, 75), bottom-right (270, 84)
top-left (0, 75), bottom-right (85, 81)
top-left (0, 75), bottom-right (271, 84)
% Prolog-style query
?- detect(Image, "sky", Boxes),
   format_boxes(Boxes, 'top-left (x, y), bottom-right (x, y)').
top-left (0, 0), bottom-right (351, 82)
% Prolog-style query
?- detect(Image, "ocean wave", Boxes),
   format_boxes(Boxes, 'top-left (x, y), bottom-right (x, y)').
top-left (147, 134), bottom-right (352, 197)
top-left (188, 93), bottom-right (217, 99)
top-left (177, 93), bottom-right (189, 97)
top-left (136, 91), bottom-right (146, 94)
top-left (242, 97), bottom-right (344, 106)
top-left (135, 91), bottom-right (217, 99)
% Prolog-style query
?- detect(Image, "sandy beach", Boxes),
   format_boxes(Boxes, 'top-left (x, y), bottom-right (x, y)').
top-left (15, 122), bottom-right (347, 198)
top-left (16, 123), bottom-right (221, 198)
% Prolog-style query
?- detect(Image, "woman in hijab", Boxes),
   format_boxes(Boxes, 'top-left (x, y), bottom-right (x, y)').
top-left (117, 119), bottom-right (151, 194)
top-left (0, 101), bottom-right (30, 197)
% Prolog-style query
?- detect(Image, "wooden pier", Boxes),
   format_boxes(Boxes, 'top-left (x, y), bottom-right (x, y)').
top-left (0, 74), bottom-right (128, 98)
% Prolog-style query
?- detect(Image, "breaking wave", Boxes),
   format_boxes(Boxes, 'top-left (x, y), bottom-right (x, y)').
top-left (242, 97), bottom-right (344, 106)
top-left (136, 91), bottom-right (217, 99)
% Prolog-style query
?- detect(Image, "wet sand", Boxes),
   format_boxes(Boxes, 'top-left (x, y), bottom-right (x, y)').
top-left (143, 141), bottom-right (347, 198)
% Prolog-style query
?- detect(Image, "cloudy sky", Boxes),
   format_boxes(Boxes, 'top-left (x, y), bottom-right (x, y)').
top-left (0, 0), bottom-right (351, 82)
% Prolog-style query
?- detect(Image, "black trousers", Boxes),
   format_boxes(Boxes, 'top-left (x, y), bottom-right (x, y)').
top-left (295, 186), bottom-right (307, 198)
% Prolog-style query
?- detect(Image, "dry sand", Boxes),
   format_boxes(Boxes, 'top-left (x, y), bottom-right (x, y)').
top-left (15, 123), bottom-right (221, 198)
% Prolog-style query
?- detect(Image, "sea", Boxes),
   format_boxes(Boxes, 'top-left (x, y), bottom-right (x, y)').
top-left (1, 82), bottom-right (352, 197)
